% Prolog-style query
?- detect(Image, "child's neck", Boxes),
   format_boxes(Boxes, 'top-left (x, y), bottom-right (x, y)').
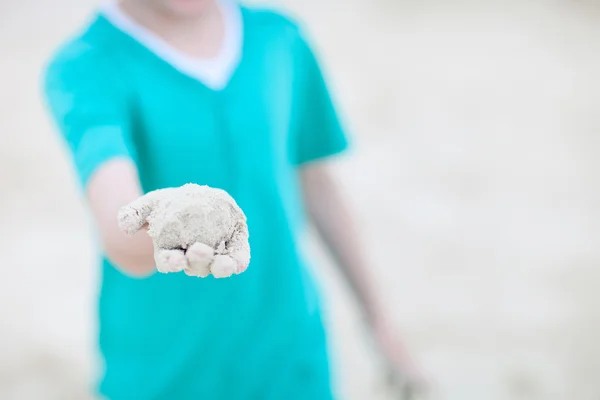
top-left (119, 0), bottom-right (225, 59)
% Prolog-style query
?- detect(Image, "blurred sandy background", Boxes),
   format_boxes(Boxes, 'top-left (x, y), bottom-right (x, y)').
top-left (1, 0), bottom-right (599, 399)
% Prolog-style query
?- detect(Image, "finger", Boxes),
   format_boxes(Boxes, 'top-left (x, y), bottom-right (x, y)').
top-left (230, 251), bottom-right (250, 274)
top-left (185, 242), bottom-right (214, 278)
top-left (117, 191), bottom-right (158, 235)
top-left (222, 221), bottom-right (251, 274)
top-left (210, 255), bottom-right (236, 279)
top-left (155, 249), bottom-right (188, 274)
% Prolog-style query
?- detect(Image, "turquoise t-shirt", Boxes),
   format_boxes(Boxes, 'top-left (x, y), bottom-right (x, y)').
top-left (43, 5), bottom-right (349, 400)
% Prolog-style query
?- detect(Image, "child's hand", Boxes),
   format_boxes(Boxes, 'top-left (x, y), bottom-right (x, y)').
top-left (118, 184), bottom-right (251, 278)
top-left (155, 241), bottom-right (242, 279)
top-left (371, 315), bottom-right (430, 397)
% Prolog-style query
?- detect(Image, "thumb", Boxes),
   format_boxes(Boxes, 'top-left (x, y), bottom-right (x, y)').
top-left (117, 191), bottom-right (158, 235)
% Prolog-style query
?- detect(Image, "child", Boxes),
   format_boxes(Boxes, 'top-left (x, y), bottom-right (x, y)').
top-left (43, 0), bottom-right (420, 398)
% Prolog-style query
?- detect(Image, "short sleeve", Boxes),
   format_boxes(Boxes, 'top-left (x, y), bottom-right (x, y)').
top-left (43, 43), bottom-right (136, 188)
top-left (291, 32), bottom-right (350, 166)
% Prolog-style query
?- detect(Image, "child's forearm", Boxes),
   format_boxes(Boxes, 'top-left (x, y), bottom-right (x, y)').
top-left (301, 163), bottom-right (384, 322)
top-left (87, 159), bottom-right (157, 277)
top-left (105, 229), bottom-right (156, 277)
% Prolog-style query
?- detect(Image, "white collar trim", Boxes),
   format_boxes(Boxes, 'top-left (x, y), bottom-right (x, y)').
top-left (100, 0), bottom-right (243, 90)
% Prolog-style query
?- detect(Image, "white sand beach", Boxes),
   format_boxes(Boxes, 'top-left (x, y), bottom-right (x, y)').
top-left (1, 0), bottom-right (599, 399)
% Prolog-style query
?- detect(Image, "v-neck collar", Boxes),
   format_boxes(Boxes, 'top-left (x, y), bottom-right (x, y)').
top-left (99, 0), bottom-right (244, 91)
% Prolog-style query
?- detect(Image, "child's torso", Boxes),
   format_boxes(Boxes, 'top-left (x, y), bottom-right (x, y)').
top-left (82, 8), bottom-right (327, 399)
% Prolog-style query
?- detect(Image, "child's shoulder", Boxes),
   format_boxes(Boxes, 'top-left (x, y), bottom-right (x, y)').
top-left (243, 6), bottom-right (299, 28)
top-left (45, 16), bottom-right (121, 77)
top-left (242, 5), bottom-right (307, 38)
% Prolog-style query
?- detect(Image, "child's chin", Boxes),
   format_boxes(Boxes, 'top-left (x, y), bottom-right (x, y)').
top-left (165, 0), bottom-right (214, 17)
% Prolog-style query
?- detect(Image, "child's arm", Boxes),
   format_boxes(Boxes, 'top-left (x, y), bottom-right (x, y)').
top-left (43, 47), bottom-right (158, 277)
top-left (301, 162), bottom-right (426, 388)
top-left (87, 158), bottom-right (157, 277)
top-left (293, 26), bottom-right (426, 388)
top-left (300, 162), bottom-right (384, 322)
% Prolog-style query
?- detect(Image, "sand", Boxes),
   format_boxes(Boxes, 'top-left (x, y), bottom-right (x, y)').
top-left (119, 184), bottom-right (251, 277)
top-left (1, 0), bottom-right (599, 399)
